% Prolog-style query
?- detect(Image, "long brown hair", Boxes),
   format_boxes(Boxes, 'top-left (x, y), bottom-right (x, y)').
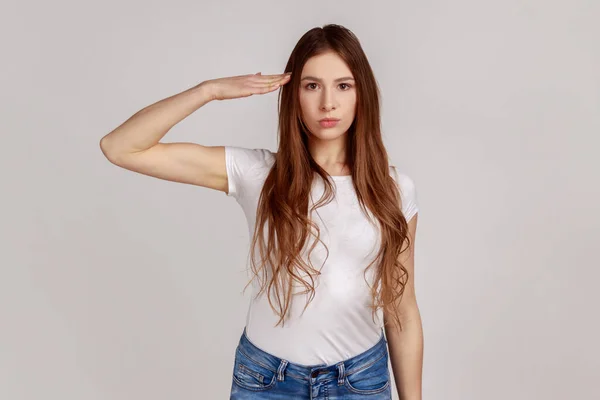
top-left (243, 24), bottom-right (412, 332)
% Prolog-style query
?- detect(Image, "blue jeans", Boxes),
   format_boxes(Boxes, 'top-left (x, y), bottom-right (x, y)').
top-left (230, 327), bottom-right (392, 399)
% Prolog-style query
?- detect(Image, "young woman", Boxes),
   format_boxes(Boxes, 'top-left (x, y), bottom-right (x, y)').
top-left (100, 24), bottom-right (423, 400)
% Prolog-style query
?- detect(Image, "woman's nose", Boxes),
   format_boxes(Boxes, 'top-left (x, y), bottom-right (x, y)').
top-left (320, 91), bottom-right (336, 111)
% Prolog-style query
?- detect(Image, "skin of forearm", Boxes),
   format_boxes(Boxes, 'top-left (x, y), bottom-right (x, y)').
top-left (100, 81), bottom-right (213, 156)
top-left (386, 310), bottom-right (424, 400)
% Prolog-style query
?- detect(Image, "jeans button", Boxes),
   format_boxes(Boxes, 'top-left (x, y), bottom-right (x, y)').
top-left (311, 371), bottom-right (319, 378)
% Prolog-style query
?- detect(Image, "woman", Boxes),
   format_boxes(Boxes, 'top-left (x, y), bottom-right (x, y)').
top-left (100, 24), bottom-right (423, 400)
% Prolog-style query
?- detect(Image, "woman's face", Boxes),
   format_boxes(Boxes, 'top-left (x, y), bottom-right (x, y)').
top-left (298, 51), bottom-right (357, 141)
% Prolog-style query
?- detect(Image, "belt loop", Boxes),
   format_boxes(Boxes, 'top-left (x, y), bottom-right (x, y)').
top-left (277, 359), bottom-right (288, 381)
top-left (337, 362), bottom-right (345, 385)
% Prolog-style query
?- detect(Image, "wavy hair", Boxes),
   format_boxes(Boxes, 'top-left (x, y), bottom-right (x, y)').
top-left (243, 24), bottom-right (412, 332)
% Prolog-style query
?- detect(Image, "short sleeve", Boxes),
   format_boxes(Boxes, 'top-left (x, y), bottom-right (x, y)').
top-left (224, 146), bottom-right (273, 199)
top-left (391, 167), bottom-right (419, 222)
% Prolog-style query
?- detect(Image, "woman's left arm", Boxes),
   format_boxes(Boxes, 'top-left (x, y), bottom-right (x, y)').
top-left (383, 214), bottom-right (423, 400)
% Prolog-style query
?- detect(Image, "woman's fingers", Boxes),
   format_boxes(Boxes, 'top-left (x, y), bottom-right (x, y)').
top-left (250, 73), bottom-right (290, 84)
top-left (254, 83), bottom-right (280, 94)
top-left (255, 79), bottom-right (288, 94)
top-left (241, 72), bottom-right (291, 96)
top-left (252, 73), bottom-right (289, 79)
top-left (251, 74), bottom-right (291, 88)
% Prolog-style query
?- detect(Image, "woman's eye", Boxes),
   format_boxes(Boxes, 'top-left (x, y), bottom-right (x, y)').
top-left (305, 83), bottom-right (352, 90)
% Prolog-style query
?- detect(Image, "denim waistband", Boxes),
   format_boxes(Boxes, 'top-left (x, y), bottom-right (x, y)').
top-left (236, 327), bottom-right (388, 383)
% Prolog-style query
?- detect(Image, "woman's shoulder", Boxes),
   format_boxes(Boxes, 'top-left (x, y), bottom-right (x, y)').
top-left (224, 146), bottom-right (276, 171)
top-left (389, 165), bottom-right (416, 189)
top-left (389, 165), bottom-right (419, 220)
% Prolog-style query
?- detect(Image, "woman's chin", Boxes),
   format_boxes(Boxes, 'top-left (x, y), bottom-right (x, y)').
top-left (307, 126), bottom-right (348, 141)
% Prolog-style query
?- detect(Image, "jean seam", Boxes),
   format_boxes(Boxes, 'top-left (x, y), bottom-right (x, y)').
top-left (232, 373), bottom-right (277, 391)
top-left (344, 350), bottom-right (386, 376)
top-left (236, 344), bottom-right (387, 382)
top-left (344, 376), bottom-right (390, 395)
top-left (237, 347), bottom-right (278, 374)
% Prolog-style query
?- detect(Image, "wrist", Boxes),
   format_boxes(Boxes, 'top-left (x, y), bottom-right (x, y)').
top-left (194, 80), bottom-right (216, 103)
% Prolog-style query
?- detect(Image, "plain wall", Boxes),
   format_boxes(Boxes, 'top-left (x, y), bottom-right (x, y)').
top-left (1, 0), bottom-right (598, 399)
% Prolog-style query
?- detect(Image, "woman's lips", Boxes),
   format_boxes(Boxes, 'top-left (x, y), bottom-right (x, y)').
top-left (319, 119), bottom-right (339, 128)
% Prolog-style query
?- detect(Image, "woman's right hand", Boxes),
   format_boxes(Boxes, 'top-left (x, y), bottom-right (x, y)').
top-left (203, 72), bottom-right (292, 101)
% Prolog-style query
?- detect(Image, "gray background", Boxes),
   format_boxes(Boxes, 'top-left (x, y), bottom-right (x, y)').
top-left (2, 0), bottom-right (598, 399)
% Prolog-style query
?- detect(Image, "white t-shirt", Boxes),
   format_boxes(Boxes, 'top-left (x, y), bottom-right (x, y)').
top-left (224, 145), bottom-right (418, 366)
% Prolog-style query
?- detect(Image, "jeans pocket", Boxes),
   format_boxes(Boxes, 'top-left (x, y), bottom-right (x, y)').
top-left (344, 352), bottom-right (391, 395)
top-left (231, 349), bottom-right (277, 392)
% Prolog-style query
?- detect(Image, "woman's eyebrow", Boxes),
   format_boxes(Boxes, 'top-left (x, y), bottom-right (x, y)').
top-left (300, 76), bottom-right (355, 82)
